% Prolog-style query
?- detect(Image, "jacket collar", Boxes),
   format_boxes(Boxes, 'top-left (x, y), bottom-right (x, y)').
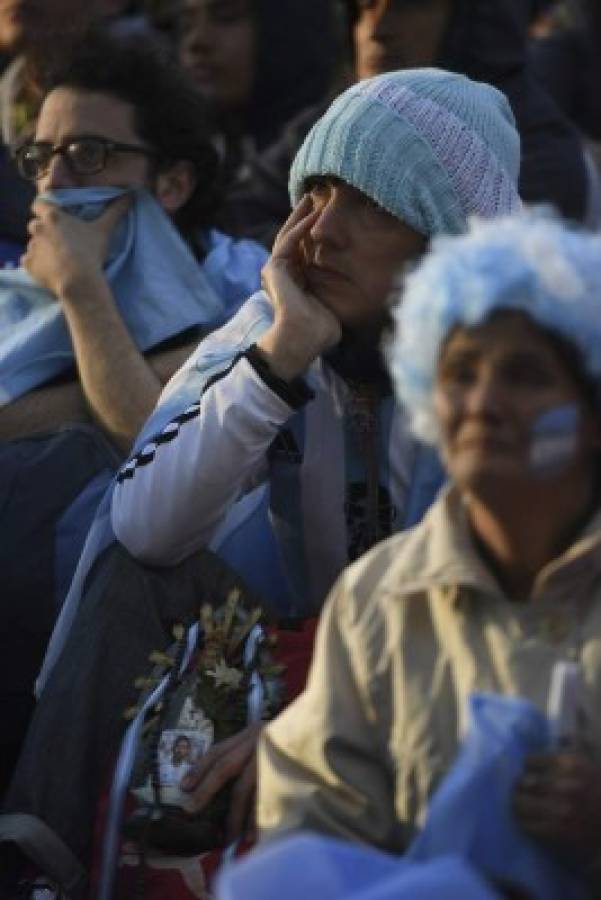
top-left (379, 484), bottom-right (601, 606)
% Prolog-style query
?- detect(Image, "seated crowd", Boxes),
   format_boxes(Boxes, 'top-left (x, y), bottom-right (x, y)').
top-left (1, 1), bottom-right (601, 899)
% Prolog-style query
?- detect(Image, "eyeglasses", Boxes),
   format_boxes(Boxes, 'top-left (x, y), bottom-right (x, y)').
top-left (14, 135), bottom-right (157, 181)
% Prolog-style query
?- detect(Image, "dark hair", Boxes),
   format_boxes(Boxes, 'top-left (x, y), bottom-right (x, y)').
top-left (248, 0), bottom-right (341, 146)
top-left (44, 29), bottom-right (222, 234)
top-left (341, 0), bottom-right (359, 25)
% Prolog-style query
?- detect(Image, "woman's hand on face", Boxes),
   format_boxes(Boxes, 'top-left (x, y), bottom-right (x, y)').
top-left (22, 195), bottom-right (130, 300)
top-left (513, 750), bottom-right (601, 863)
top-left (257, 196), bottom-right (342, 382)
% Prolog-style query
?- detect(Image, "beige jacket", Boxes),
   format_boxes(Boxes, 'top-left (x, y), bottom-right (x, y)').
top-left (258, 485), bottom-right (601, 854)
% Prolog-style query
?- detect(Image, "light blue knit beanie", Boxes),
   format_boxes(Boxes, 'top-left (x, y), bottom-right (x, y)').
top-left (387, 210), bottom-right (601, 444)
top-left (289, 68), bottom-right (521, 237)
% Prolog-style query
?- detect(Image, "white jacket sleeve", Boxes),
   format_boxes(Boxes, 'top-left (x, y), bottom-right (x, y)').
top-left (111, 354), bottom-right (297, 564)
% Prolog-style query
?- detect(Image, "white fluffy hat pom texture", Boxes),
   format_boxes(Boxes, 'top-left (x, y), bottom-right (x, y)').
top-left (387, 210), bottom-right (601, 444)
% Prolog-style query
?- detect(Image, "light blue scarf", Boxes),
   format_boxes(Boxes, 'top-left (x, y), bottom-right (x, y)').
top-left (0, 186), bottom-right (267, 402)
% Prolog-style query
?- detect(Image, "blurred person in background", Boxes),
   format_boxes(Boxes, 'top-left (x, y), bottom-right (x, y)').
top-left (0, 0), bottom-right (98, 145)
top-left (0, 0), bottom-right (163, 264)
top-left (178, 0), bottom-right (342, 247)
top-left (530, 0), bottom-right (601, 143)
top-left (217, 0), bottom-right (597, 249)
top-left (98, 0), bottom-right (161, 39)
top-left (530, 0), bottom-right (601, 225)
top-left (0, 0), bottom-right (100, 262)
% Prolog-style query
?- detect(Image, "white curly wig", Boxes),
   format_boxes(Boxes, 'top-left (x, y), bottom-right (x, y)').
top-left (387, 210), bottom-right (601, 444)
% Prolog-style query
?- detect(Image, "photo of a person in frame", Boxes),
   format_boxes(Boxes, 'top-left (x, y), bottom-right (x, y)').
top-left (159, 732), bottom-right (200, 786)
top-left (171, 735), bottom-right (193, 767)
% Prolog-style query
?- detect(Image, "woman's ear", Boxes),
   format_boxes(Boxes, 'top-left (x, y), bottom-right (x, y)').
top-left (154, 160), bottom-right (197, 216)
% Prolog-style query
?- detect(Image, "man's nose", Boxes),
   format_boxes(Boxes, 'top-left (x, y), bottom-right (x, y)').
top-left (38, 153), bottom-right (76, 192)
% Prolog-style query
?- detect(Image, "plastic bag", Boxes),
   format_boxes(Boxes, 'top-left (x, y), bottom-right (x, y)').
top-left (216, 690), bottom-right (588, 900)
top-left (216, 833), bottom-right (498, 900)
top-left (407, 692), bottom-right (586, 899)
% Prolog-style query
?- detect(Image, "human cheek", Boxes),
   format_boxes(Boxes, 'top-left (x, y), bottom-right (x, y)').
top-left (433, 387), bottom-right (461, 442)
top-left (363, 247), bottom-right (401, 304)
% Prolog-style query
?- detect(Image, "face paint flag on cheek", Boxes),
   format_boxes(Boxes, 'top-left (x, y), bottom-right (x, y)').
top-left (529, 404), bottom-right (580, 476)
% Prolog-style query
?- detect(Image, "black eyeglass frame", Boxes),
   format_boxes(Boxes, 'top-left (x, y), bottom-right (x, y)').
top-left (14, 135), bottom-right (159, 181)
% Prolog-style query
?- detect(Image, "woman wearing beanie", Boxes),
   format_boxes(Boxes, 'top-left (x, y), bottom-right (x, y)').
top-left (107, 65), bottom-right (521, 850)
top-left (113, 66), bottom-right (522, 585)
top-left (258, 210), bottom-right (601, 895)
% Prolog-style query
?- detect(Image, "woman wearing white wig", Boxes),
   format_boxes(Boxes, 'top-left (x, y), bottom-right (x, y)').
top-left (257, 212), bottom-right (601, 886)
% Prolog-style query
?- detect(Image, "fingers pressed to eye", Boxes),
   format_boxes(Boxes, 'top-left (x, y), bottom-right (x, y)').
top-left (273, 209), bottom-right (319, 259)
top-left (273, 197), bottom-right (318, 254)
top-left (279, 194), bottom-right (312, 233)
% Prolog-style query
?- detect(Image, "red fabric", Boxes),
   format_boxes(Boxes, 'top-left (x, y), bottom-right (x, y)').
top-left (88, 619), bottom-right (318, 899)
top-left (270, 617), bottom-right (318, 703)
